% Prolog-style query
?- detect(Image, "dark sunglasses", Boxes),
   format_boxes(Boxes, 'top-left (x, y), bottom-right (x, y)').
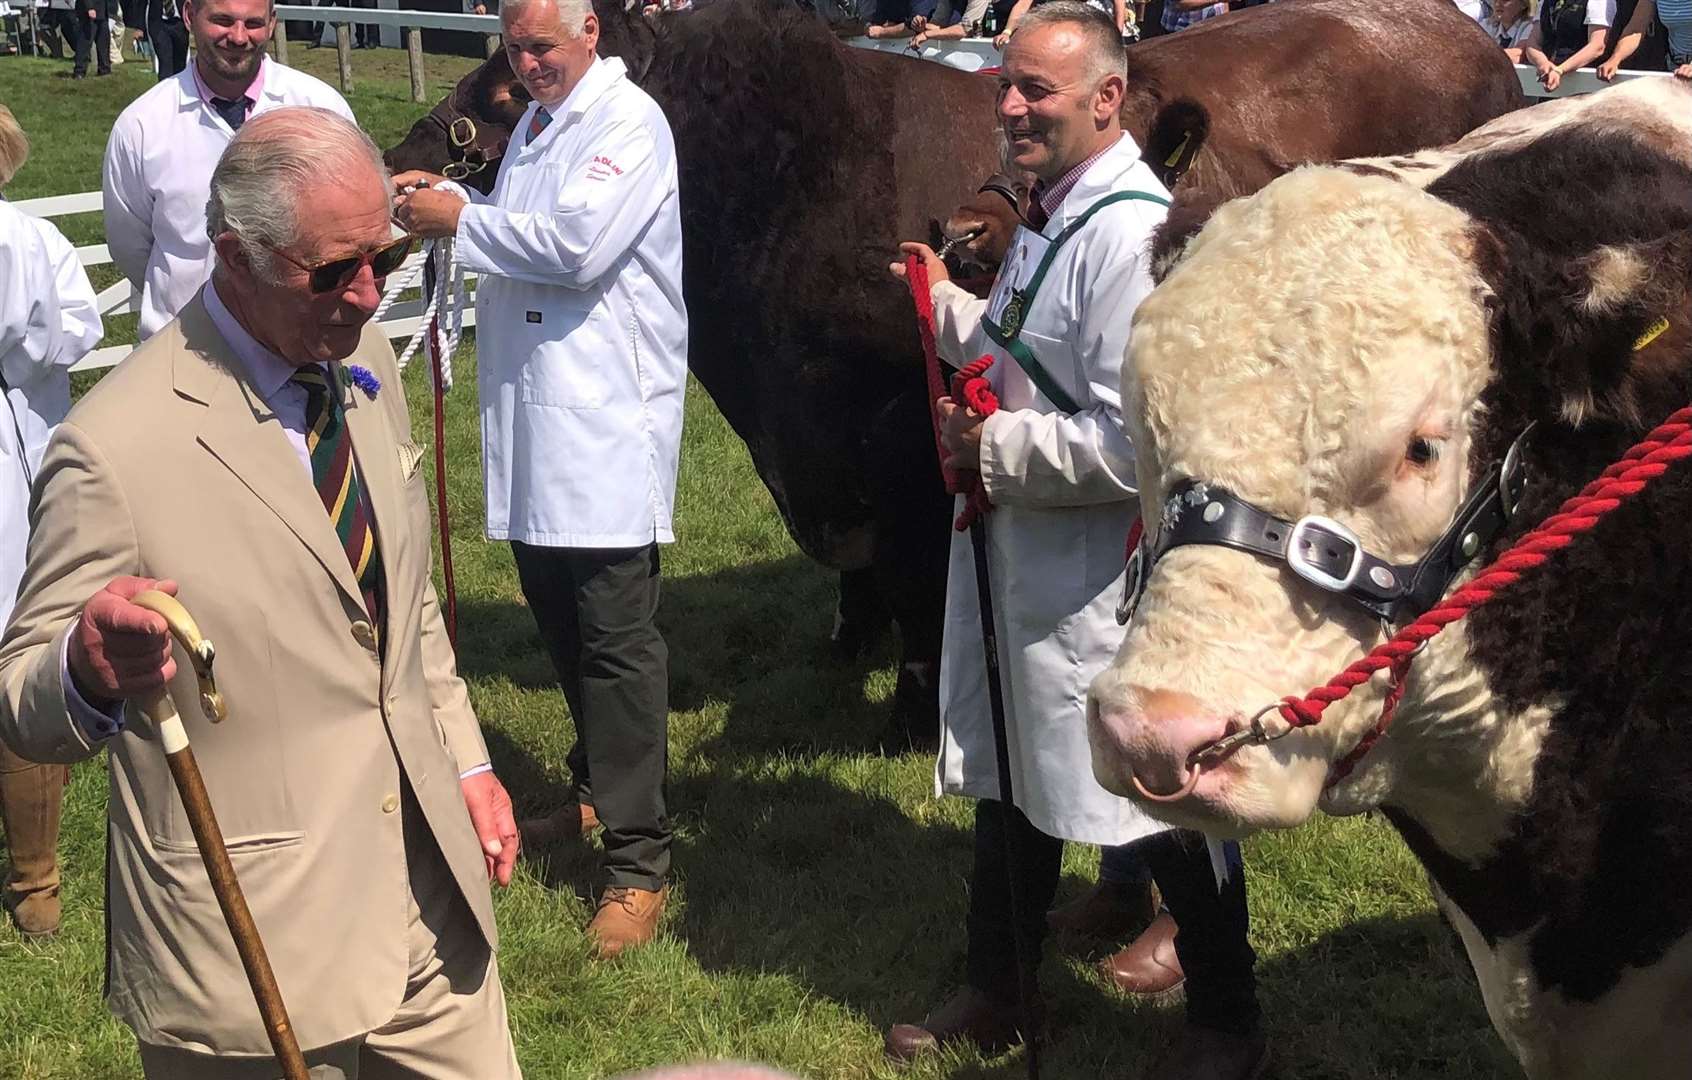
top-left (261, 232), bottom-right (417, 294)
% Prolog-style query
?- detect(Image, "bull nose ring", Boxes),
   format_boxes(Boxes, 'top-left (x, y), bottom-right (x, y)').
top-left (1130, 761), bottom-right (1202, 803)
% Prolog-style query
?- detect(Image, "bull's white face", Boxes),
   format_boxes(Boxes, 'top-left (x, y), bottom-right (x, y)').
top-left (1089, 168), bottom-right (1498, 834)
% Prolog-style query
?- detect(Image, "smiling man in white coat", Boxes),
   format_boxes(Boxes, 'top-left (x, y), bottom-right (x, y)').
top-left (394, 0), bottom-right (686, 959)
top-left (886, 6), bottom-right (1266, 1078)
top-left (103, 0), bottom-right (353, 342)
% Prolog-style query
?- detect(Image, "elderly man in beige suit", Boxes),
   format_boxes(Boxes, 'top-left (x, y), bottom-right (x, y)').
top-left (0, 108), bottom-right (523, 1079)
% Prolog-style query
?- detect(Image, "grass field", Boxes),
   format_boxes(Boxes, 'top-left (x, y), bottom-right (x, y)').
top-left (0, 44), bottom-right (1519, 1080)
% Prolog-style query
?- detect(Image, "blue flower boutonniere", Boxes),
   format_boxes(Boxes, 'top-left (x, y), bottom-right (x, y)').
top-left (342, 364), bottom-right (382, 399)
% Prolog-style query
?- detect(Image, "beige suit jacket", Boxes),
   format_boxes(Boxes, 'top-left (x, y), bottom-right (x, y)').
top-left (0, 293), bottom-right (498, 1054)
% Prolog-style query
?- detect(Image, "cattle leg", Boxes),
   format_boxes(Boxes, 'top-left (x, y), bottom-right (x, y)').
top-left (866, 385), bottom-right (951, 749)
top-left (832, 567), bottom-right (890, 659)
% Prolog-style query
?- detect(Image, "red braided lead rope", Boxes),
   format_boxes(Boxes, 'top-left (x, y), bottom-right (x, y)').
top-left (908, 257), bottom-right (956, 494)
top-left (1280, 407), bottom-right (1692, 766)
top-left (906, 255), bottom-right (1001, 531)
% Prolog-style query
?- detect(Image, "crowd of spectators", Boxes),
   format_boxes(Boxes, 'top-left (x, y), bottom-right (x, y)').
top-left (862, 0), bottom-right (1692, 84)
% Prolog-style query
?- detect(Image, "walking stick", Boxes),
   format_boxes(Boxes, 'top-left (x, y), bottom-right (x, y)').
top-left (905, 257), bottom-right (1042, 1080)
top-left (130, 591), bottom-right (310, 1080)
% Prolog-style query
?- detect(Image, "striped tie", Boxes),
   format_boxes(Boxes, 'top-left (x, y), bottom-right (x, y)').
top-left (527, 106), bottom-right (552, 143)
top-left (292, 367), bottom-right (385, 632)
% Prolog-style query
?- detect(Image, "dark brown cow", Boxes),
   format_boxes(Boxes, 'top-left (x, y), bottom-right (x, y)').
top-left (385, 0), bottom-right (1522, 741)
top-left (389, 0), bottom-right (1003, 741)
top-left (945, 0), bottom-right (1525, 271)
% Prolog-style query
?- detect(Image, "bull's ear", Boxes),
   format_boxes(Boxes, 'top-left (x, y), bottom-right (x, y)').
top-left (1487, 229), bottom-right (1692, 428)
top-left (1149, 194), bottom-right (1221, 284)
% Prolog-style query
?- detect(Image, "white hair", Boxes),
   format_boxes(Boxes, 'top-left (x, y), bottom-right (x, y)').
top-left (501, 0), bottom-right (591, 36)
top-left (206, 106), bottom-right (388, 280)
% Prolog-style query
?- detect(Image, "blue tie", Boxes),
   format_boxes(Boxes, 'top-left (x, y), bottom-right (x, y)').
top-left (527, 107), bottom-right (552, 143)
top-left (212, 96), bottom-right (250, 131)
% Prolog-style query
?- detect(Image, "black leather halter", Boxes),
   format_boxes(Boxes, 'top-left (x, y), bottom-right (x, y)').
top-left (1117, 428), bottom-right (1533, 627)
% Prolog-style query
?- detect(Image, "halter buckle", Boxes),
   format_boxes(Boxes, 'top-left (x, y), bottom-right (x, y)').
top-left (1287, 515), bottom-right (1364, 593)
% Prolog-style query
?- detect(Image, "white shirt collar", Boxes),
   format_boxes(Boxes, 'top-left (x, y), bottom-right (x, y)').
top-left (202, 279), bottom-right (315, 402)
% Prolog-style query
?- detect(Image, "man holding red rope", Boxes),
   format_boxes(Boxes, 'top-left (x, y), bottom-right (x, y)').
top-left (885, 4), bottom-right (1264, 1077)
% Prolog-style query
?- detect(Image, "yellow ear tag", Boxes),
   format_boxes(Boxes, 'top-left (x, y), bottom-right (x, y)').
top-left (1633, 316), bottom-right (1671, 352)
top-left (1164, 131), bottom-right (1192, 169)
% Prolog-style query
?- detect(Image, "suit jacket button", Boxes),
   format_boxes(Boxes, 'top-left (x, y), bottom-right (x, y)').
top-left (351, 620), bottom-right (378, 652)
top-left (381, 793), bottom-right (400, 814)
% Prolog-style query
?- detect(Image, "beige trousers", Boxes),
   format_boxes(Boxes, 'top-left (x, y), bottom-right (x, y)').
top-left (138, 795), bottom-right (521, 1080)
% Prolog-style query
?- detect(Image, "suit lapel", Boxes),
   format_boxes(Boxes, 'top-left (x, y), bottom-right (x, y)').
top-left (173, 298), bottom-right (366, 613)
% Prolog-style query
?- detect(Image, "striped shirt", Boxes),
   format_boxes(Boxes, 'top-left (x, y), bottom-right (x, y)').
top-left (1660, 0), bottom-right (1692, 61)
top-left (1030, 134), bottom-right (1122, 228)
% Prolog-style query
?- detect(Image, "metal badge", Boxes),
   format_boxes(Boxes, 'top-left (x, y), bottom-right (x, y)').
top-left (1000, 292), bottom-right (1027, 339)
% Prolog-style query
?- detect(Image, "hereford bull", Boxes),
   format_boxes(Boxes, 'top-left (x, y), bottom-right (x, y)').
top-left (384, 0), bottom-right (1522, 740)
top-left (1087, 76), bottom-right (1692, 1078)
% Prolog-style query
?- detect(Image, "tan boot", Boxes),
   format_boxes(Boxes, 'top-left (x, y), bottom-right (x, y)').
top-left (518, 800), bottom-right (600, 850)
top-left (1, 753), bottom-right (65, 940)
top-left (587, 883), bottom-right (668, 959)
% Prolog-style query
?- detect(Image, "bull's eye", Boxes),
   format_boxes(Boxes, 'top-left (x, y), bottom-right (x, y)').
top-left (1406, 437), bottom-right (1440, 467)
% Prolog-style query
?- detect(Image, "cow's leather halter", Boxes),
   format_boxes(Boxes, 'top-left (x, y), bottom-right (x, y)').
top-left (1117, 427), bottom-right (1534, 801)
top-left (425, 104), bottom-right (510, 182)
top-left (1116, 427), bottom-right (1534, 631)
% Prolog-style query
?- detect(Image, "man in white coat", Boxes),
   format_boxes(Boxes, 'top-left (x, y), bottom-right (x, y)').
top-left (103, 0), bottom-right (353, 341)
top-left (0, 106), bottom-right (104, 939)
top-left (393, 0), bottom-right (686, 959)
top-left (886, 6), bottom-right (1265, 1078)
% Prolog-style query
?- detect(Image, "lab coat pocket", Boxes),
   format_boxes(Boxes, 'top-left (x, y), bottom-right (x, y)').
top-left (517, 310), bottom-right (611, 411)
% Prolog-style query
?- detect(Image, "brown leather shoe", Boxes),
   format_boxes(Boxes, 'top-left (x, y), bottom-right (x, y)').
top-left (884, 986), bottom-right (1039, 1062)
top-left (1100, 910), bottom-right (1185, 996)
top-left (518, 800), bottom-right (600, 850)
top-left (587, 883), bottom-right (667, 959)
top-left (1048, 878), bottom-right (1159, 939)
top-left (1141, 1023), bottom-right (1269, 1080)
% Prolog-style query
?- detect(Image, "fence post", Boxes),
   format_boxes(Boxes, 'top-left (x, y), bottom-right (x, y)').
top-left (336, 22), bottom-right (353, 93)
top-left (484, 33), bottom-right (500, 57)
top-left (406, 26), bottom-right (425, 103)
top-left (273, 23), bottom-right (289, 65)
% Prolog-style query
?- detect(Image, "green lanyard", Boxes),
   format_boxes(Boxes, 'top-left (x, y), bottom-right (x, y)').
top-left (981, 190), bottom-right (1171, 414)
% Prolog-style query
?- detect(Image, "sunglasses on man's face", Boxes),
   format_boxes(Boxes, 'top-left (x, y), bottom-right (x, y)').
top-left (262, 232), bottom-right (417, 295)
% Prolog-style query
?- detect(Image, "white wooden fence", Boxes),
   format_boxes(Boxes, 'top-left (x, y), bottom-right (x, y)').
top-left (11, 189), bottom-right (477, 372)
top-left (12, 16), bottom-right (1669, 373)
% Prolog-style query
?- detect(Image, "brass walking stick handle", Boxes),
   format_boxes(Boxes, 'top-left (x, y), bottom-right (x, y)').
top-left (130, 590), bottom-right (310, 1080)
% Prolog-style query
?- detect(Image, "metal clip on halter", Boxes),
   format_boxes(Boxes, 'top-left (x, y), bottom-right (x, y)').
top-left (1187, 701), bottom-right (1291, 767)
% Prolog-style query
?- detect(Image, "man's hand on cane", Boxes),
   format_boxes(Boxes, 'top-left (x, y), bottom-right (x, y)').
top-left (462, 771), bottom-right (520, 886)
top-left (67, 577), bottom-right (180, 705)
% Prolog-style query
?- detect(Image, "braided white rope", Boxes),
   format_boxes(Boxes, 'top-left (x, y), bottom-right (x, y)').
top-left (373, 238), bottom-right (467, 389)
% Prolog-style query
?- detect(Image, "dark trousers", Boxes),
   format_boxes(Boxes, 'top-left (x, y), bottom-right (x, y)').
top-left (351, 0), bottom-right (376, 46)
top-left (965, 801), bottom-right (1260, 1034)
top-left (147, 15), bottom-right (187, 78)
top-left (74, 0), bottom-right (108, 74)
top-left (511, 541), bottom-right (671, 891)
top-left (50, 7), bottom-right (84, 66)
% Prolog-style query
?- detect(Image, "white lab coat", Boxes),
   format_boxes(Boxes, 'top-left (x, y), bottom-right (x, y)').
top-left (0, 202), bottom-right (102, 628)
top-left (452, 56), bottom-right (687, 548)
top-left (102, 57), bottom-right (354, 340)
top-left (929, 135), bottom-right (1172, 847)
